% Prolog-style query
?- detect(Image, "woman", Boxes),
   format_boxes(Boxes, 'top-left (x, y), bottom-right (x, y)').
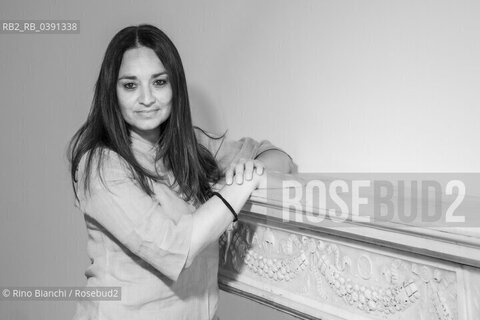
top-left (69, 24), bottom-right (293, 320)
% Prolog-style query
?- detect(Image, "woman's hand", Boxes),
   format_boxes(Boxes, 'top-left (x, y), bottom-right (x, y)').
top-left (225, 158), bottom-right (265, 185)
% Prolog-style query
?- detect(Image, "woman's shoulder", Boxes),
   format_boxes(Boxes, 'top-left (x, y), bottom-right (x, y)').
top-left (78, 147), bottom-right (125, 167)
top-left (194, 127), bottom-right (226, 154)
top-left (77, 147), bottom-right (130, 182)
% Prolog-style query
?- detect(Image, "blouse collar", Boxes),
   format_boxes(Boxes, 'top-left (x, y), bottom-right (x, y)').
top-left (129, 130), bottom-right (169, 174)
top-left (129, 130), bottom-right (159, 155)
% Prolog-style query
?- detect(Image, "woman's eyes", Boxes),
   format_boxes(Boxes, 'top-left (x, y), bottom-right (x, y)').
top-left (121, 79), bottom-right (167, 90)
top-left (154, 79), bottom-right (168, 86)
top-left (123, 83), bottom-right (136, 90)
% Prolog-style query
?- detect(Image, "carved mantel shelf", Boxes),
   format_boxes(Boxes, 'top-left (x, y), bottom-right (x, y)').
top-left (217, 173), bottom-right (480, 320)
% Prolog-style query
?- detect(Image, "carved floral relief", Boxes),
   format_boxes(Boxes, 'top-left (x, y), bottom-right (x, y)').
top-left (219, 222), bottom-right (458, 320)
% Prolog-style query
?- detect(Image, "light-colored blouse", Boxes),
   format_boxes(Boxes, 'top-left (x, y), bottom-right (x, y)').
top-left (72, 128), bottom-right (287, 320)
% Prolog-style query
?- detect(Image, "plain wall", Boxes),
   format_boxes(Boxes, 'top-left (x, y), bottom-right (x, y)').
top-left (1, 0), bottom-right (479, 319)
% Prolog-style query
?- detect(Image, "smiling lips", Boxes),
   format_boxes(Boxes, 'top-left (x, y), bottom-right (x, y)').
top-left (136, 109), bottom-right (160, 115)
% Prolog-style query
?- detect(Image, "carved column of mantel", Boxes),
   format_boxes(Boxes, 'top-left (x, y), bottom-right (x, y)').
top-left (217, 172), bottom-right (480, 320)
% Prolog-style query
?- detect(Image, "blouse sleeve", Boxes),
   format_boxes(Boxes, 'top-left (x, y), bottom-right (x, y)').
top-left (76, 149), bottom-right (194, 282)
top-left (194, 127), bottom-right (292, 171)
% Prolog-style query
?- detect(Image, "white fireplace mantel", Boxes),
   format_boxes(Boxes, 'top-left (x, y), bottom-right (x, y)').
top-left (217, 172), bottom-right (480, 320)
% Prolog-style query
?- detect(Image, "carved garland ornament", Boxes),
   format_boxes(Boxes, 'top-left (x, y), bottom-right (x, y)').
top-left (219, 223), bottom-right (456, 319)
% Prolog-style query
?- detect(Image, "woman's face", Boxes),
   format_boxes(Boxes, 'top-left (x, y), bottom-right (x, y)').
top-left (116, 46), bottom-right (172, 143)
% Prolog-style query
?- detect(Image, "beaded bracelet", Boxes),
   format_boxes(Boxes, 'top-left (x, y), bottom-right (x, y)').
top-left (211, 191), bottom-right (238, 222)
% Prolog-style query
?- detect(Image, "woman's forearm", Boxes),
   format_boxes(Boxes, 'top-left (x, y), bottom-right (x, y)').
top-left (186, 149), bottom-right (293, 267)
top-left (186, 173), bottom-right (262, 267)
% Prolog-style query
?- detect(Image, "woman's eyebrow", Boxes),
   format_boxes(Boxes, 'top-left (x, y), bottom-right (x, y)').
top-left (118, 72), bottom-right (167, 81)
top-left (118, 75), bottom-right (137, 81)
top-left (151, 72), bottom-right (168, 78)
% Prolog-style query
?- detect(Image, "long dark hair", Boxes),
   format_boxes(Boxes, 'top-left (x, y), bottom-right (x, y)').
top-left (68, 24), bottom-right (223, 205)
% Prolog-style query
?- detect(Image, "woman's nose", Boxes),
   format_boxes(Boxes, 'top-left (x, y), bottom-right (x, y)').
top-left (139, 86), bottom-right (155, 106)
